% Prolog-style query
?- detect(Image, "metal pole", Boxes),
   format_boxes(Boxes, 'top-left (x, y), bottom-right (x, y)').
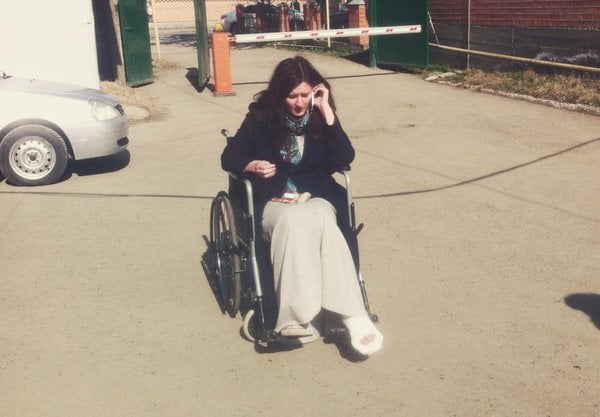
top-left (428, 11), bottom-right (439, 45)
top-left (325, 0), bottom-right (331, 48)
top-left (368, 0), bottom-right (376, 68)
top-left (150, 0), bottom-right (161, 61)
top-left (467, 0), bottom-right (471, 69)
top-left (429, 43), bottom-right (600, 74)
top-left (193, 0), bottom-right (211, 88)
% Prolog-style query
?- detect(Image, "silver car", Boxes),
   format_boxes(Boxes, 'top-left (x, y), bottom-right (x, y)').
top-left (0, 72), bottom-right (129, 186)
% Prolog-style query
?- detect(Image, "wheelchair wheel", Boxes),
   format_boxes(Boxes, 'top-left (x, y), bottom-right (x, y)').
top-left (210, 192), bottom-right (241, 317)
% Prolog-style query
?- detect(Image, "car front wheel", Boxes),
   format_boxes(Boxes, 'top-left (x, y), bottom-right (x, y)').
top-left (0, 124), bottom-right (69, 186)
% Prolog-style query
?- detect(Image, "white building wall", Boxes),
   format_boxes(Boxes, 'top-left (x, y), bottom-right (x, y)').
top-left (0, 0), bottom-right (100, 88)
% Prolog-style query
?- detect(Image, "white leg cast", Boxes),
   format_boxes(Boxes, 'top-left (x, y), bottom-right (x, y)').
top-left (342, 316), bottom-right (383, 356)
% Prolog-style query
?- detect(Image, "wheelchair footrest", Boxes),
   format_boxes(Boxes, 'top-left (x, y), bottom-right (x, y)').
top-left (324, 326), bottom-right (347, 338)
top-left (323, 313), bottom-right (379, 338)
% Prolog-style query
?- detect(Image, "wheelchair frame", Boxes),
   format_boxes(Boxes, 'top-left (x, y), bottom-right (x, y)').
top-left (209, 129), bottom-right (376, 344)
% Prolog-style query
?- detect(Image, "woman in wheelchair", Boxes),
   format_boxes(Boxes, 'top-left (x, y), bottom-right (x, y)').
top-left (221, 56), bottom-right (383, 356)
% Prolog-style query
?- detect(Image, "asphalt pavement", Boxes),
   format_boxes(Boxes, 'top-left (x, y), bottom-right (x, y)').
top-left (2, 34), bottom-right (600, 417)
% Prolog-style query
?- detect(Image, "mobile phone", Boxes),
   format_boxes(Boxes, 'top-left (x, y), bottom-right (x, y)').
top-left (310, 91), bottom-right (315, 111)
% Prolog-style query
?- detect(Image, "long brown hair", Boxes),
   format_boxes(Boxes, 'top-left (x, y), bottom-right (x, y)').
top-left (253, 56), bottom-right (337, 146)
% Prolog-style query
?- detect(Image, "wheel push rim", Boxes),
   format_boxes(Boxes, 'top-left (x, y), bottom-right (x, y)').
top-left (210, 194), bottom-right (241, 316)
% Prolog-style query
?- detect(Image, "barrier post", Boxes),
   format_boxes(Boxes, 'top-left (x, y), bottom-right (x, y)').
top-left (348, 0), bottom-right (369, 47)
top-left (211, 31), bottom-right (235, 96)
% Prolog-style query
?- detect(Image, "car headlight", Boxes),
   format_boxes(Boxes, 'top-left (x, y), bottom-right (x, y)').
top-left (90, 99), bottom-right (120, 121)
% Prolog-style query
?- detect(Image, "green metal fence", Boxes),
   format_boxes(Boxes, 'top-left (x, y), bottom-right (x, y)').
top-left (119, 0), bottom-right (154, 86)
top-left (369, 0), bottom-right (429, 68)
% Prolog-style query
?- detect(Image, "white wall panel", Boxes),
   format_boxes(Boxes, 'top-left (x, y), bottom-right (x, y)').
top-left (0, 0), bottom-right (99, 88)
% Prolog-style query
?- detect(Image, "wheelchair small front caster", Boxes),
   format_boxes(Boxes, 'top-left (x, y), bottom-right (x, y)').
top-left (242, 309), bottom-right (257, 342)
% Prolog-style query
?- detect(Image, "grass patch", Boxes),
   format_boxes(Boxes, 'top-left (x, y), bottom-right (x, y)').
top-left (100, 80), bottom-right (166, 122)
top-left (424, 68), bottom-right (600, 108)
top-left (99, 59), bottom-right (182, 123)
top-left (152, 58), bottom-right (182, 76)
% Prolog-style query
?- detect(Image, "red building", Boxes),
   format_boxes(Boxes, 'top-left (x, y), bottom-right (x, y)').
top-left (428, 0), bottom-right (600, 70)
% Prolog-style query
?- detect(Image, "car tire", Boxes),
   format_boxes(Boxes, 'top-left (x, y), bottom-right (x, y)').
top-left (0, 124), bottom-right (69, 186)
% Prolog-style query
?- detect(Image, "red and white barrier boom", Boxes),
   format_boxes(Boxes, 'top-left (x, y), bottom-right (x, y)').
top-left (233, 25), bottom-right (421, 44)
top-left (211, 25), bottom-right (422, 96)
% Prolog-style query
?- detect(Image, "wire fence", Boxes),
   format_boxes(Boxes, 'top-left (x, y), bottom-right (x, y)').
top-left (151, 0), bottom-right (351, 33)
top-left (150, 0), bottom-right (236, 24)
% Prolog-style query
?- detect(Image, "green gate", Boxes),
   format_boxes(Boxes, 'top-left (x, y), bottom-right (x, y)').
top-left (119, 0), bottom-right (153, 86)
top-left (369, 0), bottom-right (429, 68)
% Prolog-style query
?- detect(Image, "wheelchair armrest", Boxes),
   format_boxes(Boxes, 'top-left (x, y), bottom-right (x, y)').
top-left (226, 170), bottom-right (256, 232)
top-left (334, 168), bottom-right (351, 191)
top-left (333, 168), bottom-right (359, 232)
top-left (221, 129), bottom-right (234, 145)
top-left (228, 168), bottom-right (356, 234)
top-left (226, 171), bottom-right (254, 207)
top-left (226, 170), bottom-right (239, 181)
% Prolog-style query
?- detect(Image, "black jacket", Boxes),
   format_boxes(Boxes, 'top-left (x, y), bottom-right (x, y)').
top-left (220, 106), bottom-right (359, 322)
top-left (221, 105), bottom-right (356, 226)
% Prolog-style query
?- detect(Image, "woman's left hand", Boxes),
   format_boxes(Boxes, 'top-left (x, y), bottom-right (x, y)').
top-left (243, 159), bottom-right (276, 178)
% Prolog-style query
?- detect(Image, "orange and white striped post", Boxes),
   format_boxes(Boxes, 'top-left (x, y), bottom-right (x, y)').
top-left (211, 31), bottom-right (235, 96)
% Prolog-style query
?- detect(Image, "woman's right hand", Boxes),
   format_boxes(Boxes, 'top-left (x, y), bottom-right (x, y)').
top-left (244, 160), bottom-right (276, 178)
top-left (312, 83), bottom-right (335, 126)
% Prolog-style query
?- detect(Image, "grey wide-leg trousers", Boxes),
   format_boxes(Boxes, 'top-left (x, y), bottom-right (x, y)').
top-left (262, 198), bottom-right (367, 331)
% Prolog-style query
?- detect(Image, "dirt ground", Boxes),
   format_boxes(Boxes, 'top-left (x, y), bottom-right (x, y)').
top-left (1, 33), bottom-right (599, 417)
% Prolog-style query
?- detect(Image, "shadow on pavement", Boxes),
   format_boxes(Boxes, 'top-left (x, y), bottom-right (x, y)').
top-left (185, 67), bottom-right (210, 93)
top-left (70, 150), bottom-right (131, 177)
top-left (357, 136), bottom-right (600, 199)
top-left (231, 71), bottom-right (398, 87)
top-left (564, 293), bottom-right (600, 331)
top-left (154, 32), bottom-right (197, 48)
top-left (200, 234), bottom-right (228, 316)
top-left (0, 151), bottom-right (131, 187)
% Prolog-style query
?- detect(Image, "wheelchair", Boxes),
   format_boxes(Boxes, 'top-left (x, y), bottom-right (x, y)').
top-left (208, 129), bottom-right (377, 345)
